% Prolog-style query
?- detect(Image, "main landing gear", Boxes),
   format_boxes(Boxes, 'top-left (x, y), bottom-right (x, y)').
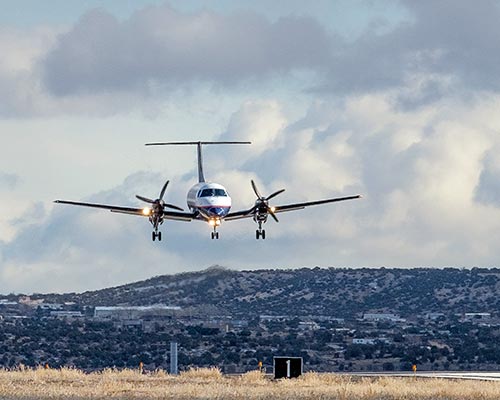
top-left (152, 231), bottom-right (162, 241)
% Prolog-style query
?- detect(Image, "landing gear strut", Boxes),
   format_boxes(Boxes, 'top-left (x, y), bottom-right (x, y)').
top-left (255, 221), bottom-right (266, 240)
top-left (211, 223), bottom-right (219, 240)
top-left (209, 218), bottom-right (221, 240)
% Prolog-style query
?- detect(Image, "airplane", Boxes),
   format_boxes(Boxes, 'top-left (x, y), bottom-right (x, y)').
top-left (55, 141), bottom-right (362, 241)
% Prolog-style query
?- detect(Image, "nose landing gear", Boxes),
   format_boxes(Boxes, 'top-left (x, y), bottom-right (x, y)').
top-left (209, 218), bottom-right (221, 240)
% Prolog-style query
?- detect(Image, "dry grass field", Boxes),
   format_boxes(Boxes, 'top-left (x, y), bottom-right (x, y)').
top-left (0, 367), bottom-right (498, 399)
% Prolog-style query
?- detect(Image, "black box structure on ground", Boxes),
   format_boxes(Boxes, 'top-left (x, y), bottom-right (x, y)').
top-left (273, 356), bottom-right (303, 379)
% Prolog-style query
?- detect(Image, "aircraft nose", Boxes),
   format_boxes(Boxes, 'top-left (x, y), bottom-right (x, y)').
top-left (207, 207), bottom-right (228, 217)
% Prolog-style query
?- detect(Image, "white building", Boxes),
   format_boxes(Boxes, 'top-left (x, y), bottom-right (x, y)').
top-left (50, 311), bottom-right (83, 319)
top-left (362, 313), bottom-right (406, 322)
top-left (94, 305), bottom-right (181, 320)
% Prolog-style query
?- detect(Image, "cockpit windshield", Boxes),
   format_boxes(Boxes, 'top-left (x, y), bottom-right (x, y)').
top-left (199, 188), bottom-right (227, 197)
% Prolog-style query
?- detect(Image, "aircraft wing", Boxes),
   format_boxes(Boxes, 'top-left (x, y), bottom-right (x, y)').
top-left (224, 208), bottom-right (254, 221)
top-left (162, 210), bottom-right (195, 222)
top-left (272, 194), bottom-right (362, 213)
top-left (225, 194), bottom-right (362, 221)
top-left (53, 200), bottom-right (194, 222)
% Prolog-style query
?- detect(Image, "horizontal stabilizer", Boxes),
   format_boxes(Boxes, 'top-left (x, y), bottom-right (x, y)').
top-left (145, 140), bottom-right (251, 182)
top-left (145, 141), bottom-right (251, 146)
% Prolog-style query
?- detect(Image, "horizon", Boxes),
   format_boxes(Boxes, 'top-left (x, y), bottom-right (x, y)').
top-left (2, 264), bottom-right (499, 296)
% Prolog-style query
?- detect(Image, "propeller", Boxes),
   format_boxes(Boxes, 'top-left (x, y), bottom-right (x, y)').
top-left (251, 180), bottom-right (285, 222)
top-left (136, 180), bottom-right (184, 212)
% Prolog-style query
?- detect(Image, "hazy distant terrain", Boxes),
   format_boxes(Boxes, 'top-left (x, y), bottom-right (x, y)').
top-left (1, 267), bottom-right (499, 373)
top-left (30, 266), bottom-right (500, 317)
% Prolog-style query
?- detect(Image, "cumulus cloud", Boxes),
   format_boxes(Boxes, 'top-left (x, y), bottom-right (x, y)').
top-left (41, 5), bottom-right (331, 96)
top-left (4, 1), bottom-right (500, 117)
top-left (4, 91), bottom-right (500, 293)
top-left (314, 0), bottom-right (500, 104)
top-left (475, 145), bottom-right (500, 207)
top-left (3, 2), bottom-right (500, 294)
top-left (0, 172), bottom-right (19, 191)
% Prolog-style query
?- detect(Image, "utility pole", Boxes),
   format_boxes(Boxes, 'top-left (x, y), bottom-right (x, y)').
top-left (170, 342), bottom-right (178, 375)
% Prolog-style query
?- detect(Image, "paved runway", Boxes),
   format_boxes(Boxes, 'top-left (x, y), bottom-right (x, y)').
top-left (345, 371), bottom-right (500, 381)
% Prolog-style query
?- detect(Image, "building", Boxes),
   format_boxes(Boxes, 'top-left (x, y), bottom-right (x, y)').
top-left (362, 313), bottom-right (406, 323)
top-left (259, 315), bottom-right (292, 322)
top-left (94, 305), bottom-right (181, 320)
top-left (298, 321), bottom-right (320, 331)
top-left (352, 337), bottom-right (391, 345)
top-left (50, 311), bottom-right (83, 319)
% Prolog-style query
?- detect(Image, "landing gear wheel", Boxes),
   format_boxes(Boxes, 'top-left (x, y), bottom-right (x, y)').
top-left (211, 232), bottom-right (220, 240)
top-left (152, 231), bottom-right (161, 241)
top-left (256, 230), bottom-right (266, 239)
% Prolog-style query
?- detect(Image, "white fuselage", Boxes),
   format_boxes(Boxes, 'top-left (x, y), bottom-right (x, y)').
top-left (186, 182), bottom-right (231, 220)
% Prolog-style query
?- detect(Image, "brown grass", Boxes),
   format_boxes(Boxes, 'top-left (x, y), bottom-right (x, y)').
top-left (0, 367), bottom-right (498, 399)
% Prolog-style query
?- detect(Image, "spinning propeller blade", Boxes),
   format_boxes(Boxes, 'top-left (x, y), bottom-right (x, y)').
top-left (159, 180), bottom-right (169, 200)
top-left (163, 203), bottom-right (184, 211)
top-left (136, 195), bottom-right (155, 204)
top-left (251, 180), bottom-right (262, 199)
top-left (266, 188), bottom-right (285, 201)
top-left (136, 180), bottom-right (183, 211)
top-left (250, 180), bottom-right (284, 222)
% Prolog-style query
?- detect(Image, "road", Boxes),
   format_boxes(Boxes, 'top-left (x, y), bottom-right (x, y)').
top-left (344, 371), bottom-right (500, 381)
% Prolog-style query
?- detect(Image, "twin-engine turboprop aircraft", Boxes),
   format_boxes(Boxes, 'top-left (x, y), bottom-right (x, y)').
top-left (55, 141), bottom-right (362, 241)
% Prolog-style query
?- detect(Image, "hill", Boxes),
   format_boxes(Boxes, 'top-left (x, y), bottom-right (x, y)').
top-left (33, 266), bottom-right (500, 318)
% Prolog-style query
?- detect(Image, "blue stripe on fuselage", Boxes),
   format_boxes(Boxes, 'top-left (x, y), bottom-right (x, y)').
top-left (197, 205), bottom-right (230, 218)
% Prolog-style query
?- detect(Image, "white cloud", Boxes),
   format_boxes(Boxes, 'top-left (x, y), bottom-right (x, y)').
top-left (2, 2), bottom-right (500, 293)
top-left (3, 92), bottom-right (500, 293)
top-left (41, 6), bottom-right (331, 96)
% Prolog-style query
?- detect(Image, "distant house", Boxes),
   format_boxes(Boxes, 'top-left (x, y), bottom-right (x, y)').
top-left (18, 296), bottom-right (44, 307)
top-left (462, 313), bottom-right (492, 322)
top-left (50, 311), bottom-right (83, 319)
top-left (352, 338), bottom-right (376, 345)
top-left (298, 321), bottom-right (320, 331)
top-left (94, 305), bottom-right (181, 320)
top-left (39, 304), bottom-right (64, 310)
top-left (113, 319), bottom-right (143, 329)
top-left (259, 315), bottom-right (291, 322)
top-left (362, 313), bottom-right (406, 323)
top-left (426, 312), bottom-right (446, 320)
top-left (0, 300), bottom-right (18, 306)
top-left (352, 337), bottom-right (391, 345)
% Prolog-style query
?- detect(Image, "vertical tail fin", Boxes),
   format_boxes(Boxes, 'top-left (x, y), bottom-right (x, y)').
top-left (196, 142), bottom-right (205, 182)
top-left (145, 141), bottom-right (251, 183)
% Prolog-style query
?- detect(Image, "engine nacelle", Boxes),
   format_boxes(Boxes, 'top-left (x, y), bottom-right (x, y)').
top-left (253, 202), bottom-right (269, 223)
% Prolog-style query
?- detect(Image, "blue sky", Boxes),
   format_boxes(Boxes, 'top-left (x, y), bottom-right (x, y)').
top-left (1, 1), bottom-right (499, 293)
top-left (0, 0), bottom-right (408, 36)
